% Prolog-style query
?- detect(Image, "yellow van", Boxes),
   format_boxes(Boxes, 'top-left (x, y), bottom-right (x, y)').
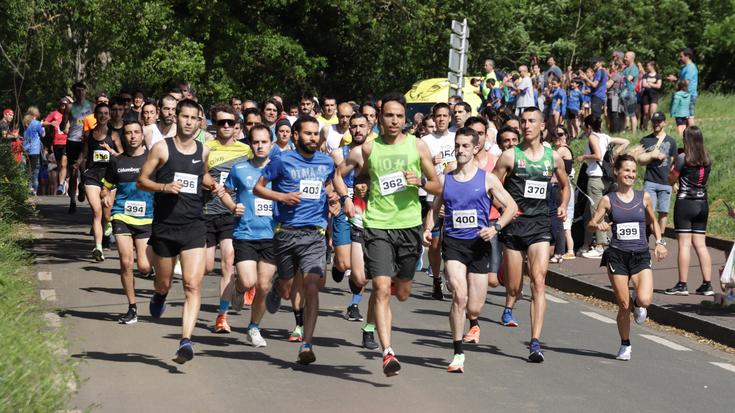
top-left (404, 77), bottom-right (483, 121)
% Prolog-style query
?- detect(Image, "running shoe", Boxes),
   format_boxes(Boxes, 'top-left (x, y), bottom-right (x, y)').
top-left (297, 343), bottom-right (316, 365)
top-left (247, 327), bottom-right (267, 348)
top-left (582, 248), bottom-right (604, 259)
top-left (265, 285), bottom-right (281, 314)
top-left (172, 340), bottom-right (194, 365)
top-left (463, 325), bottom-right (481, 344)
top-left (149, 292), bottom-right (166, 318)
top-left (214, 314), bottom-right (231, 334)
top-left (528, 340), bottom-right (545, 363)
top-left (118, 307), bottom-right (138, 325)
top-left (695, 282), bottom-right (714, 296)
top-left (101, 235), bottom-right (111, 250)
top-left (68, 201), bottom-right (76, 214)
top-left (382, 353), bottom-right (401, 377)
top-left (92, 248), bottom-right (104, 262)
top-left (103, 221), bottom-right (112, 237)
top-left (362, 331), bottom-right (379, 350)
top-left (345, 304), bottom-right (363, 321)
top-left (288, 325), bottom-right (304, 342)
top-left (616, 345), bottom-right (631, 361)
top-left (501, 308), bottom-right (519, 327)
top-left (432, 278), bottom-right (444, 301)
top-left (447, 353), bottom-right (465, 373)
top-left (562, 251), bottom-right (576, 260)
top-left (415, 246), bottom-right (424, 272)
top-left (631, 291), bottom-right (647, 324)
top-left (332, 267), bottom-right (345, 283)
top-left (549, 255), bottom-right (563, 264)
top-left (244, 287), bottom-right (256, 305)
top-left (230, 288), bottom-right (245, 312)
top-left (77, 187), bottom-right (86, 203)
top-left (173, 260), bottom-right (182, 276)
top-left (664, 282), bottom-right (689, 296)
top-left (56, 185), bottom-right (64, 195)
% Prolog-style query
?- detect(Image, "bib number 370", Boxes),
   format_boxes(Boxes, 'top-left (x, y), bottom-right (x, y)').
top-left (524, 180), bottom-right (547, 199)
top-left (174, 172), bottom-right (198, 194)
top-left (378, 172), bottom-right (407, 196)
top-left (299, 180), bottom-right (322, 200)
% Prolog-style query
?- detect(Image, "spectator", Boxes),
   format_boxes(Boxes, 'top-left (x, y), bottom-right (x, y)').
top-left (549, 76), bottom-right (567, 130)
top-left (606, 61), bottom-right (625, 133)
top-left (545, 56), bottom-right (563, 84)
top-left (640, 61), bottom-right (662, 131)
top-left (579, 58), bottom-right (607, 119)
top-left (22, 106), bottom-right (45, 195)
top-left (512, 65), bottom-right (535, 115)
top-left (667, 47), bottom-right (698, 126)
top-left (566, 80), bottom-right (583, 138)
top-left (637, 112), bottom-right (677, 235)
top-left (665, 126), bottom-right (713, 296)
top-left (43, 97), bottom-right (70, 195)
top-left (621, 51), bottom-right (640, 133)
top-left (671, 80), bottom-right (692, 136)
top-left (1, 108), bottom-right (16, 139)
top-left (550, 125), bottom-right (575, 262)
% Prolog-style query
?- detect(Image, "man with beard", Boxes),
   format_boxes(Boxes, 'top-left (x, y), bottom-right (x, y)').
top-left (158, 95), bottom-right (178, 138)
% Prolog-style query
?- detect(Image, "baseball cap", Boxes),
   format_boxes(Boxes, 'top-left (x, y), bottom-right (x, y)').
top-left (651, 112), bottom-right (666, 122)
top-left (3, 108), bottom-right (13, 116)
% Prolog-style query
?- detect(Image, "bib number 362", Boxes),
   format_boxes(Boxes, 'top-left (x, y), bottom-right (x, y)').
top-left (174, 172), bottom-right (198, 194)
top-left (299, 180), bottom-right (322, 200)
top-left (524, 180), bottom-right (547, 199)
top-left (453, 209), bottom-right (477, 229)
top-left (378, 172), bottom-right (407, 196)
top-left (616, 222), bottom-right (640, 240)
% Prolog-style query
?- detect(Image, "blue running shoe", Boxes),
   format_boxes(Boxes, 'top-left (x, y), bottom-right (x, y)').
top-left (501, 308), bottom-right (518, 327)
top-left (528, 340), bottom-right (544, 363)
top-left (149, 292), bottom-right (166, 318)
top-left (172, 340), bottom-right (194, 364)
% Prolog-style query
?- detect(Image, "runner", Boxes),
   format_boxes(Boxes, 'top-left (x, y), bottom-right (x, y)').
top-left (44, 97), bottom-right (70, 195)
top-left (423, 127), bottom-right (517, 373)
top-left (492, 107), bottom-right (570, 362)
top-left (587, 154), bottom-right (667, 360)
top-left (204, 103), bottom-right (252, 334)
top-left (137, 98), bottom-right (218, 364)
top-left (101, 119), bottom-right (154, 324)
top-left (322, 102), bottom-right (354, 152)
top-left (66, 82), bottom-right (93, 213)
top-left (346, 93), bottom-right (441, 376)
top-left (142, 100), bottom-right (163, 149)
top-left (217, 124), bottom-right (277, 347)
top-left (270, 118), bottom-right (294, 157)
top-left (80, 103), bottom-right (123, 261)
top-left (255, 115), bottom-right (340, 365)
top-left (157, 95), bottom-right (177, 139)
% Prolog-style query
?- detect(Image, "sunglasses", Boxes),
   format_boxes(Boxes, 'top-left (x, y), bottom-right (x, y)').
top-left (556, 132), bottom-right (566, 136)
top-left (216, 119), bottom-right (237, 127)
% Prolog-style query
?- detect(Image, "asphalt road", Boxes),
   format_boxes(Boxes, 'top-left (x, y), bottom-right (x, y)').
top-left (30, 196), bottom-right (735, 413)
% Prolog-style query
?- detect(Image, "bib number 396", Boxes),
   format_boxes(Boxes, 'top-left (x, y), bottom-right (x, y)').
top-left (524, 180), bottom-right (547, 199)
top-left (174, 172), bottom-right (198, 194)
top-left (616, 222), bottom-right (640, 240)
top-left (378, 172), bottom-right (407, 196)
top-left (299, 180), bottom-right (322, 200)
top-left (453, 209), bottom-right (478, 229)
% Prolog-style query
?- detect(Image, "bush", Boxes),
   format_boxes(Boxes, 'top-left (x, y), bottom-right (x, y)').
top-left (0, 142), bottom-right (32, 222)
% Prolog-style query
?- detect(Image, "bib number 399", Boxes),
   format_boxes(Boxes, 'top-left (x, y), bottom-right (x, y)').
top-left (616, 222), bottom-right (640, 240)
top-left (174, 172), bottom-right (198, 194)
top-left (524, 180), bottom-right (547, 199)
top-left (453, 209), bottom-right (478, 229)
top-left (299, 180), bottom-right (322, 200)
top-left (378, 172), bottom-right (407, 196)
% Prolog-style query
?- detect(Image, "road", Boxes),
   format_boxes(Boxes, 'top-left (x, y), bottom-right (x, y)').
top-left (30, 196), bottom-right (735, 413)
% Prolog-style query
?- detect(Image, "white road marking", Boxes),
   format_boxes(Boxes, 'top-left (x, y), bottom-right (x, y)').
top-left (581, 311), bottom-right (616, 324)
top-left (545, 294), bottom-right (568, 304)
top-left (40, 289), bottom-right (57, 301)
top-left (37, 271), bottom-right (52, 281)
top-left (710, 362), bottom-right (735, 373)
top-left (639, 334), bottom-right (692, 351)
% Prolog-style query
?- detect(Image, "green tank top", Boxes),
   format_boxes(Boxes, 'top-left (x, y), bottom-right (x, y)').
top-left (504, 145), bottom-right (554, 217)
top-left (363, 135), bottom-right (422, 229)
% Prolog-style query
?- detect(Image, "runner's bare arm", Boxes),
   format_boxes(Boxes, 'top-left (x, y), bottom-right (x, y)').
top-left (492, 147), bottom-right (514, 181)
top-left (416, 139), bottom-right (441, 196)
top-left (485, 172), bottom-right (517, 229)
top-left (553, 151), bottom-right (571, 220)
top-left (577, 133), bottom-right (601, 162)
top-left (587, 195), bottom-right (611, 232)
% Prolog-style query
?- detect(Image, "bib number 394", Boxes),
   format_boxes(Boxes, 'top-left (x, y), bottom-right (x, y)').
top-left (299, 180), bottom-right (322, 200)
top-left (174, 172), bottom-right (198, 194)
top-left (524, 180), bottom-right (547, 199)
top-left (453, 209), bottom-right (478, 229)
top-left (616, 222), bottom-right (640, 240)
top-left (378, 172), bottom-right (407, 196)
top-left (124, 201), bottom-right (146, 217)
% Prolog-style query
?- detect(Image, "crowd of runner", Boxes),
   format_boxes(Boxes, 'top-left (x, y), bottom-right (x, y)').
top-left (0, 48), bottom-right (725, 375)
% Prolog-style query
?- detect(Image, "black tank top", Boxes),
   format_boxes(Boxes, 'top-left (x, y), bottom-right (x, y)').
top-left (153, 138), bottom-right (205, 225)
top-left (86, 128), bottom-right (115, 169)
top-left (608, 191), bottom-right (648, 253)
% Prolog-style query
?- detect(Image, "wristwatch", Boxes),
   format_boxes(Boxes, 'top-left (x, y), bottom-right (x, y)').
top-left (493, 222), bottom-right (503, 232)
top-left (655, 239), bottom-right (667, 246)
top-left (419, 177), bottom-right (427, 188)
top-left (339, 195), bottom-right (349, 205)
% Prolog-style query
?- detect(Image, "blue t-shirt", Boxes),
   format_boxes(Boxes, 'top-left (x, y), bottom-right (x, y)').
top-left (623, 65), bottom-right (639, 94)
top-left (581, 84), bottom-right (591, 103)
top-left (551, 87), bottom-right (567, 115)
top-left (679, 63), bottom-right (698, 97)
top-left (567, 89), bottom-right (583, 111)
top-left (23, 119), bottom-right (44, 155)
top-left (260, 150), bottom-right (335, 229)
top-left (592, 68), bottom-right (608, 100)
top-left (226, 160), bottom-right (275, 240)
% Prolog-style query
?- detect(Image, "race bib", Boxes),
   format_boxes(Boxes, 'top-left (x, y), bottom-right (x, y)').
top-left (378, 171), bottom-right (407, 196)
top-left (524, 180), bottom-right (547, 199)
top-left (219, 172), bottom-right (229, 186)
top-left (174, 172), bottom-right (198, 194)
top-left (299, 179), bottom-right (322, 200)
top-left (93, 150), bottom-right (110, 163)
top-left (453, 209), bottom-right (478, 229)
top-left (347, 187), bottom-right (354, 199)
top-left (616, 222), bottom-right (640, 241)
top-left (254, 197), bottom-right (273, 217)
top-left (124, 200), bottom-right (146, 217)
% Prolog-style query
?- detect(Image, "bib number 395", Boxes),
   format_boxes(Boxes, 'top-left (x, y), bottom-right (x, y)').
top-left (299, 180), bottom-right (322, 200)
top-left (524, 180), bottom-right (547, 199)
top-left (254, 198), bottom-right (273, 216)
top-left (453, 209), bottom-right (477, 229)
top-left (174, 172), bottom-right (198, 194)
top-left (378, 172), bottom-right (407, 196)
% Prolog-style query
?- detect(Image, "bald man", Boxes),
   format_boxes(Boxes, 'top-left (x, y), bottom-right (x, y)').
top-left (322, 102), bottom-right (354, 153)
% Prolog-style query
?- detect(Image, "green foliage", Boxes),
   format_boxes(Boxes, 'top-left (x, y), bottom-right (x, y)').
top-left (0, 144), bottom-right (32, 221)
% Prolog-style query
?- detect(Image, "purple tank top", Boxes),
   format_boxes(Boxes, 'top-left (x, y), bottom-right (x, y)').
top-left (609, 190), bottom-right (648, 252)
top-left (443, 169), bottom-right (491, 239)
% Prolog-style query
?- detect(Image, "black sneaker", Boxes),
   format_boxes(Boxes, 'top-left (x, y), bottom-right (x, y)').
top-left (695, 282), bottom-right (715, 296)
top-left (432, 279), bottom-right (444, 301)
top-left (172, 340), bottom-right (194, 365)
top-left (68, 201), bottom-right (77, 214)
top-left (664, 282), bottom-right (689, 296)
top-left (332, 267), bottom-right (345, 283)
top-left (265, 283), bottom-right (281, 314)
top-left (362, 330), bottom-right (379, 350)
top-left (345, 304), bottom-right (363, 321)
top-left (119, 307), bottom-right (138, 324)
top-left (101, 235), bottom-right (111, 250)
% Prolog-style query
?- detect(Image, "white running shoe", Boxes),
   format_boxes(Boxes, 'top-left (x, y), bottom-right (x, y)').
top-left (447, 353), bottom-right (465, 373)
top-left (247, 327), bottom-right (267, 348)
top-left (631, 291), bottom-right (647, 324)
top-left (174, 259), bottom-right (182, 276)
top-left (582, 248), bottom-right (604, 259)
top-left (616, 345), bottom-right (631, 361)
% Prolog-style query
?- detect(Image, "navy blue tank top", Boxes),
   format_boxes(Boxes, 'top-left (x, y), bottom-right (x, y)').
top-left (609, 190), bottom-right (648, 253)
top-left (153, 138), bottom-right (205, 225)
top-left (443, 169), bottom-right (491, 239)
top-left (342, 145), bottom-right (355, 190)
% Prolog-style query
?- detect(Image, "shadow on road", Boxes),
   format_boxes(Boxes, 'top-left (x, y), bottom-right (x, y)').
top-left (73, 351), bottom-right (183, 374)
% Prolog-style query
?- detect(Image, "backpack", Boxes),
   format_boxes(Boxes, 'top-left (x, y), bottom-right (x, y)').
top-left (589, 141), bottom-right (617, 194)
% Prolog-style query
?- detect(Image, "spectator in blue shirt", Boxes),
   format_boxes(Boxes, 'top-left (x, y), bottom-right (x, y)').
top-left (567, 80), bottom-right (584, 138)
top-left (22, 106), bottom-right (45, 195)
top-left (667, 47), bottom-right (698, 126)
top-left (579, 58), bottom-right (607, 118)
top-left (549, 76), bottom-right (567, 129)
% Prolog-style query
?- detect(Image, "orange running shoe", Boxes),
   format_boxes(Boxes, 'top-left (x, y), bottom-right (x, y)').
top-left (383, 353), bottom-right (401, 377)
top-left (214, 314), bottom-right (231, 334)
top-left (288, 325), bottom-right (304, 342)
top-left (462, 325), bottom-right (481, 344)
top-left (244, 287), bottom-right (256, 306)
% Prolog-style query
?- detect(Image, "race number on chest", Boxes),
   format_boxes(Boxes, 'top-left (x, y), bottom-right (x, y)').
top-left (174, 172), bottom-right (198, 194)
top-left (254, 198), bottom-right (273, 217)
top-left (299, 180), bottom-right (322, 200)
top-left (453, 209), bottom-right (478, 229)
top-left (124, 200), bottom-right (146, 217)
top-left (616, 222), bottom-right (640, 240)
top-left (524, 180), bottom-right (547, 199)
top-left (378, 171), bottom-right (407, 196)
